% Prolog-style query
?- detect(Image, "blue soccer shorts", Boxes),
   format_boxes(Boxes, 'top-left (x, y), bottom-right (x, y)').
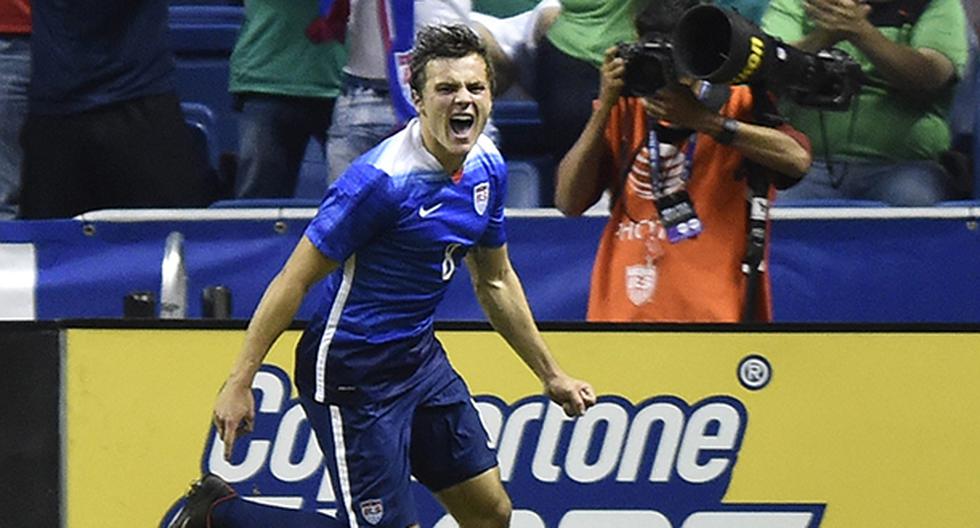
top-left (300, 372), bottom-right (497, 527)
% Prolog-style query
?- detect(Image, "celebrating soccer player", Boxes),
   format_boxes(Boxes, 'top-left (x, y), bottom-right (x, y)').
top-left (170, 23), bottom-right (596, 528)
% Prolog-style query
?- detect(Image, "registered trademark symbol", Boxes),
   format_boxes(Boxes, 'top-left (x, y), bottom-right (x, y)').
top-left (738, 355), bottom-right (772, 391)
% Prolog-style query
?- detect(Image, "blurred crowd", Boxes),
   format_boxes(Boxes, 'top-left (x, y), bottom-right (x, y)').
top-left (0, 0), bottom-right (975, 322)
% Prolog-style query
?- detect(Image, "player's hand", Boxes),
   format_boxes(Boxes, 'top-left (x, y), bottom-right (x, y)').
top-left (545, 374), bottom-right (597, 417)
top-left (213, 380), bottom-right (255, 461)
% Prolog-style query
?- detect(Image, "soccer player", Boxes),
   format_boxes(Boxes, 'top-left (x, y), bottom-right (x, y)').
top-left (170, 23), bottom-right (596, 528)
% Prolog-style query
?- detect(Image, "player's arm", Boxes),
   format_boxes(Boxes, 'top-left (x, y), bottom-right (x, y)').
top-left (464, 244), bottom-right (596, 416)
top-left (213, 237), bottom-right (338, 460)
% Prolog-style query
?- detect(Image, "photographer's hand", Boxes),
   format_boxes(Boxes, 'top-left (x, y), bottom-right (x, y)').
top-left (642, 84), bottom-right (714, 132)
top-left (598, 47), bottom-right (626, 110)
top-left (804, 0), bottom-right (873, 40)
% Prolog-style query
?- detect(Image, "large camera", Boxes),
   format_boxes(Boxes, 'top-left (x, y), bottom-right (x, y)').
top-left (672, 4), bottom-right (863, 110)
top-left (615, 38), bottom-right (676, 97)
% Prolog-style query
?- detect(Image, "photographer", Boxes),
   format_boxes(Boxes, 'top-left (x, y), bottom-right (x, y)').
top-left (555, 0), bottom-right (811, 323)
top-left (762, 0), bottom-right (969, 205)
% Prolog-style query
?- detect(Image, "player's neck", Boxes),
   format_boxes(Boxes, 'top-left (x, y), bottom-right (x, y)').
top-left (420, 131), bottom-right (466, 175)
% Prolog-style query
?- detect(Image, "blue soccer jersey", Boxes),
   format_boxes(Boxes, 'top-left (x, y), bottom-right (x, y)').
top-left (295, 118), bottom-right (507, 403)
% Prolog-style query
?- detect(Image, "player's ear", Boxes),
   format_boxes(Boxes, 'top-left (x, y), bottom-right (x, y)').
top-left (411, 88), bottom-right (423, 110)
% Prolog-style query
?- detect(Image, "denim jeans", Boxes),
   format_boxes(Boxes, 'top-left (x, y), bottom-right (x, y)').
top-left (326, 86), bottom-right (400, 185)
top-left (0, 35), bottom-right (30, 219)
top-left (235, 93), bottom-right (335, 198)
top-left (777, 159), bottom-right (953, 206)
top-left (326, 81), bottom-right (500, 185)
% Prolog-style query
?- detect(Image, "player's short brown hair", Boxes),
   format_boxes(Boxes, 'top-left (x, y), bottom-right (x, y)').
top-left (409, 24), bottom-right (496, 96)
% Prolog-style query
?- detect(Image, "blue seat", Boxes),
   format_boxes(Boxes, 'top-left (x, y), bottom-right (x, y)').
top-left (168, 5), bottom-right (243, 52)
top-left (181, 102), bottom-right (218, 165)
top-left (492, 99), bottom-right (546, 157)
top-left (181, 102), bottom-right (233, 201)
top-left (169, 5), bottom-right (243, 161)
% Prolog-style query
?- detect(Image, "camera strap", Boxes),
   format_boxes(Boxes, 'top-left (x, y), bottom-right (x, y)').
top-left (647, 120), bottom-right (702, 244)
top-left (740, 84), bottom-right (781, 322)
top-left (646, 81), bottom-right (711, 244)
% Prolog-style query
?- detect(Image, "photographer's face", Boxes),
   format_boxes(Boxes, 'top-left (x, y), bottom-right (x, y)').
top-left (413, 53), bottom-right (492, 172)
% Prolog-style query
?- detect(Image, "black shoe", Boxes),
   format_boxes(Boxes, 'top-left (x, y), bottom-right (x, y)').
top-left (168, 474), bottom-right (237, 528)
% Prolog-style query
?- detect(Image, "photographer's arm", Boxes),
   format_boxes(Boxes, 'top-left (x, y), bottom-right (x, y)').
top-left (645, 87), bottom-right (811, 179)
top-left (705, 116), bottom-right (812, 179)
top-left (555, 48), bottom-right (623, 216)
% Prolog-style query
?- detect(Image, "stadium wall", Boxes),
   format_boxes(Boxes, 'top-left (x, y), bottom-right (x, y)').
top-left (4, 322), bottom-right (979, 528)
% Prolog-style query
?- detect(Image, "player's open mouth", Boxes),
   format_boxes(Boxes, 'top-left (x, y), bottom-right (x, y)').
top-left (449, 114), bottom-right (475, 137)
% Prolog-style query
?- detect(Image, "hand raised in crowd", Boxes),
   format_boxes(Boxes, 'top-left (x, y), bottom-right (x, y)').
top-left (599, 47), bottom-right (627, 109)
top-left (804, 0), bottom-right (873, 39)
top-left (642, 84), bottom-right (714, 132)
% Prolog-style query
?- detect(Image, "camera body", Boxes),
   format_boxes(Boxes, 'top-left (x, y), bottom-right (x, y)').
top-left (784, 48), bottom-right (863, 110)
top-left (615, 39), bottom-right (676, 97)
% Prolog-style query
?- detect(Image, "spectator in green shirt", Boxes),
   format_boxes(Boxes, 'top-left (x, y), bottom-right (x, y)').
top-left (229, 0), bottom-right (346, 199)
top-left (762, 0), bottom-right (968, 205)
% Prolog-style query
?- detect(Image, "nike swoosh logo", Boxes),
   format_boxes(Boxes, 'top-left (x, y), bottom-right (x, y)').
top-left (419, 203), bottom-right (443, 218)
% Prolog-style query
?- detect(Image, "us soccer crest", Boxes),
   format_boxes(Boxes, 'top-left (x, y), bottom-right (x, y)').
top-left (360, 498), bottom-right (384, 525)
top-left (473, 182), bottom-right (490, 215)
top-left (626, 260), bottom-right (657, 306)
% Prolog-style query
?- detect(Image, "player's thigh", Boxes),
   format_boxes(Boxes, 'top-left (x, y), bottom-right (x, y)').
top-left (410, 377), bottom-right (508, 525)
top-left (434, 467), bottom-right (511, 528)
top-left (300, 395), bottom-right (418, 528)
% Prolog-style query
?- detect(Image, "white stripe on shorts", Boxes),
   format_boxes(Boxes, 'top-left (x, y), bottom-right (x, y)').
top-left (315, 256), bottom-right (356, 402)
top-left (330, 405), bottom-right (359, 528)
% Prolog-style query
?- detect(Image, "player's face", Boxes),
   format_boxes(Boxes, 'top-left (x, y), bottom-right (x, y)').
top-left (414, 53), bottom-right (492, 172)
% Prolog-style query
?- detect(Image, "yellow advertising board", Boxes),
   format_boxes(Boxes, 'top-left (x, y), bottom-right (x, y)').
top-left (64, 328), bottom-right (980, 527)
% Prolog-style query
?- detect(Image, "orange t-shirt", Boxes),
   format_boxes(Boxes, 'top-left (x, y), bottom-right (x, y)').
top-left (0, 0), bottom-right (31, 33)
top-left (587, 86), bottom-right (772, 323)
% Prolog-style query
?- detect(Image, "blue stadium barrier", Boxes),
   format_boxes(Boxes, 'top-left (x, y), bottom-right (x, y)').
top-left (3, 204), bottom-right (978, 323)
top-left (209, 198), bottom-right (321, 209)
